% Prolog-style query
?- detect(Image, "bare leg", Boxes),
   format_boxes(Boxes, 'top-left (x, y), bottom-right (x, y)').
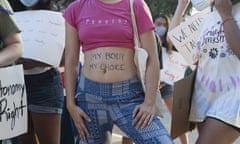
top-left (31, 112), bottom-right (61, 144)
top-left (122, 136), bottom-right (134, 144)
top-left (196, 117), bottom-right (240, 144)
top-left (179, 133), bottom-right (189, 144)
top-left (18, 112), bottom-right (39, 144)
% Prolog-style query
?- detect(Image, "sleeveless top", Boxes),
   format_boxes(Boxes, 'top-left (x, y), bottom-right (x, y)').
top-left (189, 3), bottom-right (240, 128)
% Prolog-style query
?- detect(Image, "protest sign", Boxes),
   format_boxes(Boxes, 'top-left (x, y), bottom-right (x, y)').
top-left (168, 9), bottom-right (209, 65)
top-left (160, 47), bottom-right (189, 84)
top-left (0, 65), bottom-right (27, 139)
top-left (15, 10), bottom-right (65, 66)
top-left (171, 69), bottom-right (196, 139)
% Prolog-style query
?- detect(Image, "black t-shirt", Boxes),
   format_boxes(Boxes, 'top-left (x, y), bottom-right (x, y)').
top-left (155, 33), bottom-right (163, 69)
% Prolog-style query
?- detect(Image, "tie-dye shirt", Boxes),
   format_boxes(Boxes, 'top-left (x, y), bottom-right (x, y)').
top-left (189, 3), bottom-right (240, 128)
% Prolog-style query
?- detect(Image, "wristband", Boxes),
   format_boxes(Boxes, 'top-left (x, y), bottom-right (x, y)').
top-left (222, 17), bottom-right (235, 25)
top-left (219, 17), bottom-right (235, 32)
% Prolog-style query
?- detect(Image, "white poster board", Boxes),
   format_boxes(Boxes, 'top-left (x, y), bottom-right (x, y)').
top-left (0, 65), bottom-right (27, 139)
top-left (168, 9), bottom-right (209, 65)
top-left (15, 10), bottom-right (65, 66)
top-left (160, 47), bottom-right (189, 85)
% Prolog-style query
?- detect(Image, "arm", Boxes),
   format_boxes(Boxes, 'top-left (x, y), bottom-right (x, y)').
top-left (64, 22), bottom-right (90, 138)
top-left (167, 0), bottom-right (190, 43)
top-left (132, 30), bottom-right (160, 129)
top-left (64, 22), bottom-right (79, 115)
top-left (142, 30), bottom-right (160, 107)
top-left (0, 33), bottom-right (23, 67)
top-left (215, 0), bottom-right (240, 59)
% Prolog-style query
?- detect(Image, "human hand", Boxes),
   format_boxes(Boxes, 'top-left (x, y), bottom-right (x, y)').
top-left (159, 82), bottom-right (166, 89)
top-left (214, 0), bottom-right (233, 19)
top-left (132, 102), bottom-right (155, 129)
top-left (68, 105), bottom-right (91, 139)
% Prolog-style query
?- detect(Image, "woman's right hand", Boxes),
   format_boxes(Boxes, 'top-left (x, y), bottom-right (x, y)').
top-left (68, 104), bottom-right (91, 139)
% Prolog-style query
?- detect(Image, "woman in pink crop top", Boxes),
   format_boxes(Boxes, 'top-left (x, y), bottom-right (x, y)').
top-left (63, 0), bottom-right (174, 143)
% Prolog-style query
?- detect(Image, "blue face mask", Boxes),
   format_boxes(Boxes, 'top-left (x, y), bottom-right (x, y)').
top-left (155, 26), bottom-right (167, 37)
top-left (20, 0), bottom-right (39, 7)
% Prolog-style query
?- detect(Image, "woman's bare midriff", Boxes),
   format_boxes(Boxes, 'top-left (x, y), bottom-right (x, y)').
top-left (81, 47), bottom-right (137, 83)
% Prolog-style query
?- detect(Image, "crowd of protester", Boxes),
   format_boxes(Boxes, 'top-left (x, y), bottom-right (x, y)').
top-left (0, 0), bottom-right (239, 143)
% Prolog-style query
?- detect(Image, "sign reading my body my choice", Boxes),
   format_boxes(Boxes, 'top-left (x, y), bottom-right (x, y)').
top-left (0, 65), bottom-right (27, 139)
top-left (15, 10), bottom-right (65, 66)
top-left (168, 9), bottom-right (209, 65)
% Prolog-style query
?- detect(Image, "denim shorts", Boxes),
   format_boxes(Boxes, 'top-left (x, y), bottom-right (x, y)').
top-left (24, 68), bottom-right (64, 114)
top-left (160, 82), bottom-right (174, 99)
top-left (74, 74), bottom-right (174, 144)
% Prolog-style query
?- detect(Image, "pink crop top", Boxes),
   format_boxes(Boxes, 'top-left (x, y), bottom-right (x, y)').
top-left (63, 0), bottom-right (154, 52)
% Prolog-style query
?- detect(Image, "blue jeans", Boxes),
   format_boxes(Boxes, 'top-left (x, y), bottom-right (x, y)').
top-left (75, 74), bottom-right (174, 144)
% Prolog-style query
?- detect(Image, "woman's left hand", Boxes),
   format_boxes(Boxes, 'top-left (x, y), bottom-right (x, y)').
top-left (132, 102), bottom-right (155, 129)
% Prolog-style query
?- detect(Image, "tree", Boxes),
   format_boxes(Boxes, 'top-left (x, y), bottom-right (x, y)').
top-left (62, 0), bottom-right (192, 18)
top-left (145, 0), bottom-right (192, 18)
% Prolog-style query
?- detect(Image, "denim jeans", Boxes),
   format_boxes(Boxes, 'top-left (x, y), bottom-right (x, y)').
top-left (24, 68), bottom-right (64, 114)
top-left (74, 74), bottom-right (174, 144)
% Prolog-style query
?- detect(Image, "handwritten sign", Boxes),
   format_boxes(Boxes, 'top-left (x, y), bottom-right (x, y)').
top-left (160, 47), bottom-right (189, 85)
top-left (168, 9), bottom-right (209, 65)
top-left (15, 10), bottom-right (65, 66)
top-left (0, 65), bottom-right (27, 139)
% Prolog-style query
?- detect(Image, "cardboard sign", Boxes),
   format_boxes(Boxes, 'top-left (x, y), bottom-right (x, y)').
top-left (160, 47), bottom-right (189, 85)
top-left (15, 10), bottom-right (65, 66)
top-left (168, 9), bottom-right (209, 65)
top-left (0, 65), bottom-right (27, 139)
top-left (171, 70), bottom-right (196, 139)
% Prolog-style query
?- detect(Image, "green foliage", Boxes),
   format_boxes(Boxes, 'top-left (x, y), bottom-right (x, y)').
top-left (145, 0), bottom-right (192, 18)
top-left (63, 0), bottom-right (192, 18)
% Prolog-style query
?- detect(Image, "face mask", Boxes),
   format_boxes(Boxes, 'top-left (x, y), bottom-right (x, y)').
top-left (191, 0), bottom-right (211, 11)
top-left (20, 0), bottom-right (39, 7)
top-left (155, 26), bottom-right (167, 37)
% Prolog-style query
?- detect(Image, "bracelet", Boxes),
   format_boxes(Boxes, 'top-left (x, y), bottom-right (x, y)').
top-left (222, 17), bottom-right (235, 25)
top-left (219, 17), bottom-right (235, 32)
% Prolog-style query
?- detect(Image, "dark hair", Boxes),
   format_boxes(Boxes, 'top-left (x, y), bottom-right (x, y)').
top-left (153, 14), bottom-right (173, 53)
top-left (8, 0), bottom-right (27, 11)
top-left (34, 0), bottom-right (51, 10)
top-left (8, 0), bottom-right (52, 11)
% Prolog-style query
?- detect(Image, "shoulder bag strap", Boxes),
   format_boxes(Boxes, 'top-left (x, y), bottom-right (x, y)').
top-left (129, 0), bottom-right (140, 49)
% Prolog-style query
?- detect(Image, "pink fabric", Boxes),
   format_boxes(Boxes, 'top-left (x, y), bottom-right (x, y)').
top-left (63, 0), bottom-right (154, 52)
